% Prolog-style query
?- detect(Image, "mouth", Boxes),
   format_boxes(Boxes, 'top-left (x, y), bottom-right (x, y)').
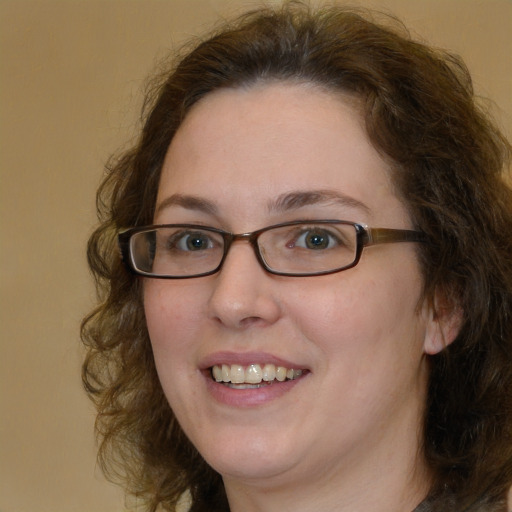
top-left (210, 363), bottom-right (306, 389)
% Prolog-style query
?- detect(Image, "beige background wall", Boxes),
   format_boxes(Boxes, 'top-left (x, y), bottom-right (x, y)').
top-left (1, 1), bottom-right (510, 511)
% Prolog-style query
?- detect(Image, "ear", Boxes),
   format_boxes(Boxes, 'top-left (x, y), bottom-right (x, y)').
top-left (422, 291), bottom-right (463, 356)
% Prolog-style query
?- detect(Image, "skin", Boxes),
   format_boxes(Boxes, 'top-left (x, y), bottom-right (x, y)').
top-left (144, 82), bottom-right (452, 512)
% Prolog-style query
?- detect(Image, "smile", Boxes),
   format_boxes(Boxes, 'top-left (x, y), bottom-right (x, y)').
top-left (211, 363), bottom-right (304, 388)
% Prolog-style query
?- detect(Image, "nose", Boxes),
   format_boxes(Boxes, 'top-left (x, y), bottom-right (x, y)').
top-left (207, 240), bottom-right (282, 329)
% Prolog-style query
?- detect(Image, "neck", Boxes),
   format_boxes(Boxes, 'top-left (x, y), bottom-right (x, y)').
top-left (225, 462), bottom-right (430, 512)
top-left (224, 456), bottom-right (430, 512)
top-left (223, 399), bottom-right (432, 512)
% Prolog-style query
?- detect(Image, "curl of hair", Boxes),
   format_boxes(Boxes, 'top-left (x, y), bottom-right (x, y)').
top-left (82, 2), bottom-right (512, 511)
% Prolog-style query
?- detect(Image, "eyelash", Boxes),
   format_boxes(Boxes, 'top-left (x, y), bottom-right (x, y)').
top-left (287, 227), bottom-right (345, 249)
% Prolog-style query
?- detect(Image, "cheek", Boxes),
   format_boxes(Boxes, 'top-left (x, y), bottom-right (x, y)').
top-left (143, 281), bottom-right (204, 356)
top-left (290, 266), bottom-right (425, 360)
top-left (143, 282), bottom-right (208, 412)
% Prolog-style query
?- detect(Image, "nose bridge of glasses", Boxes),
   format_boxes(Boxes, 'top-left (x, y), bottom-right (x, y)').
top-left (224, 231), bottom-right (261, 256)
top-left (217, 230), bottom-right (267, 271)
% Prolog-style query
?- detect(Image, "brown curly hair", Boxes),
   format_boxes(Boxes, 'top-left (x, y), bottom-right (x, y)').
top-left (82, 2), bottom-right (512, 511)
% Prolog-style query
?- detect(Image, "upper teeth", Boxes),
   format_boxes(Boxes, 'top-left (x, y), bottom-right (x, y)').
top-left (211, 364), bottom-right (303, 384)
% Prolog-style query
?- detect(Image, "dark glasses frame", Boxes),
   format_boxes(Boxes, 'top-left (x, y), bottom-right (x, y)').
top-left (118, 220), bottom-right (426, 279)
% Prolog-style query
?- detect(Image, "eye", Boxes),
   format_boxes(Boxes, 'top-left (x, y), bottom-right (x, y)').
top-left (167, 230), bottom-right (216, 252)
top-left (292, 228), bottom-right (340, 250)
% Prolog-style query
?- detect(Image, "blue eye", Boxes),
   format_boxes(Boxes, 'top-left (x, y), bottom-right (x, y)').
top-left (170, 231), bottom-right (214, 252)
top-left (294, 229), bottom-right (339, 250)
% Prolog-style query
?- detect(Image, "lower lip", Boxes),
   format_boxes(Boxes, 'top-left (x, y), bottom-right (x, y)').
top-left (204, 372), bottom-right (306, 407)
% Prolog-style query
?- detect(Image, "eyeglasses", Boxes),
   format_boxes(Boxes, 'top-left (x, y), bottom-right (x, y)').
top-left (118, 220), bottom-right (426, 279)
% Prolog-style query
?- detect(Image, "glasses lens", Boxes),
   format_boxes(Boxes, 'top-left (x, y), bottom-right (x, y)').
top-left (130, 227), bottom-right (225, 277)
top-left (258, 222), bottom-right (357, 275)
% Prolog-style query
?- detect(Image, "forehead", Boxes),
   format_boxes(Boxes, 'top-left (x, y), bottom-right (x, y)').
top-left (156, 82), bottom-right (408, 228)
top-left (168, 82), bottom-right (367, 165)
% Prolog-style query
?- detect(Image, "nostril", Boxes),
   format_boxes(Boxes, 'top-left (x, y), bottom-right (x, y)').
top-left (208, 281), bottom-right (281, 329)
top-left (239, 316), bottom-right (265, 328)
top-left (211, 310), bottom-right (267, 329)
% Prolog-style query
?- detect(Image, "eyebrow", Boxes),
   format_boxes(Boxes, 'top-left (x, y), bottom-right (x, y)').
top-left (269, 190), bottom-right (371, 215)
top-left (155, 194), bottom-right (218, 216)
top-left (155, 189), bottom-right (370, 217)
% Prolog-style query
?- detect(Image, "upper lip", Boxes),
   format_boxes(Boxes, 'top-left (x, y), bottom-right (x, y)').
top-left (199, 351), bottom-right (309, 371)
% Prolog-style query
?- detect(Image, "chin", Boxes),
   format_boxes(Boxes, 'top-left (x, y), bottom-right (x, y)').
top-left (194, 429), bottom-right (302, 482)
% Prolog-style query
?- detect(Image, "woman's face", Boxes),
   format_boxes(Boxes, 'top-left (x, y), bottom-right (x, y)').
top-left (144, 83), bottom-right (435, 493)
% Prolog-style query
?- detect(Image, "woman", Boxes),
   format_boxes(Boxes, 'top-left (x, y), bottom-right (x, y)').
top-left (82, 2), bottom-right (512, 511)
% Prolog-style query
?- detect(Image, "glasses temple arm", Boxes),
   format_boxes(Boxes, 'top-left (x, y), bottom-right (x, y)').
top-left (364, 228), bottom-right (427, 246)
